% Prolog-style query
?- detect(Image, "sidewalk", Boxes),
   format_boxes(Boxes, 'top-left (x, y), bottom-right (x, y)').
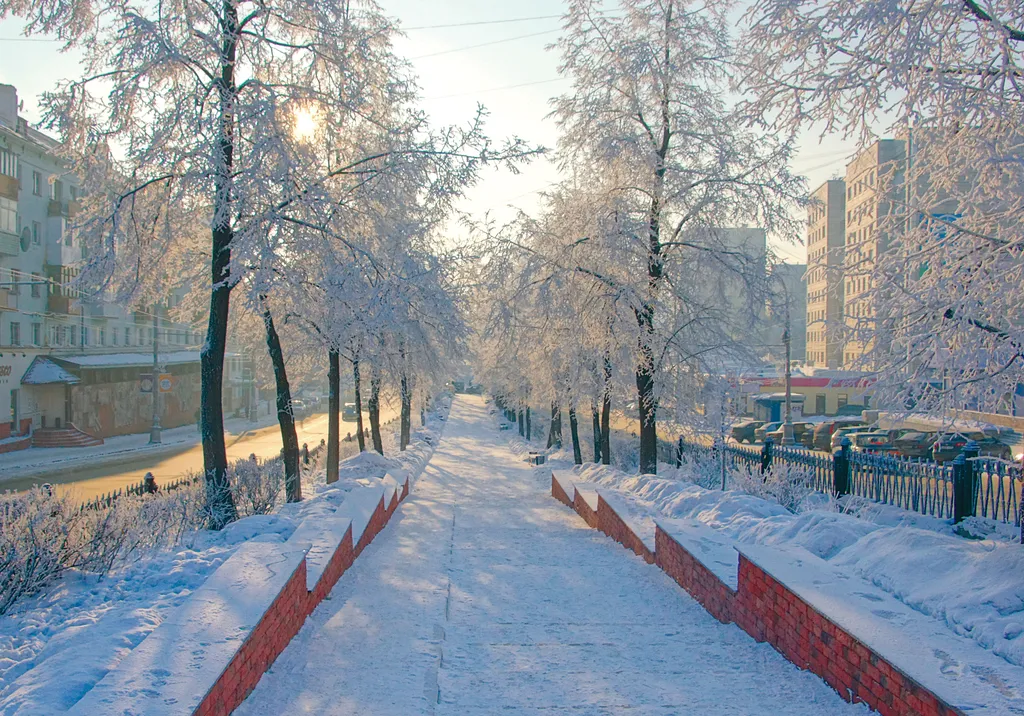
top-left (234, 396), bottom-right (864, 714)
top-left (0, 412), bottom-right (286, 483)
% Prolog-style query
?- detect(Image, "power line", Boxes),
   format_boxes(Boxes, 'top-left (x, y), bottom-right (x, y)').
top-left (425, 77), bottom-right (567, 100)
top-left (402, 14), bottom-right (562, 31)
top-left (411, 28), bottom-right (560, 60)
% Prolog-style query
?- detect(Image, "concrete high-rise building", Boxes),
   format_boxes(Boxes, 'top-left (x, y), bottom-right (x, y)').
top-left (805, 180), bottom-right (846, 368)
top-left (769, 262), bottom-right (807, 363)
top-left (842, 139), bottom-right (907, 369)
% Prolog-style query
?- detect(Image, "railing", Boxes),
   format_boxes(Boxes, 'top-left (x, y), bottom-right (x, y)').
top-left (675, 435), bottom-right (1022, 529)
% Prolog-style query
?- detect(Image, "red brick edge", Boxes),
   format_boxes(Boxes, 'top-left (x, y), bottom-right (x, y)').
top-left (195, 483), bottom-right (408, 716)
top-left (0, 435), bottom-right (30, 454)
top-left (550, 478), bottom-right (964, 716)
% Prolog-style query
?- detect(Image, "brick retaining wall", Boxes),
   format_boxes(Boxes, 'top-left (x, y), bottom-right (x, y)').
top-left (551, 473), bottom-right (970, 716)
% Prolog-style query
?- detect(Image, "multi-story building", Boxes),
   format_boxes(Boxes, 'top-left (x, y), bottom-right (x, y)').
top-left (805, 179), bottom-right (846, 368)
top-left (769, 262), bottom-right (807, 363)
top-left (0, 83), bottom-right (226, 447)
top-left (842, 139), bottom-right (907, 369)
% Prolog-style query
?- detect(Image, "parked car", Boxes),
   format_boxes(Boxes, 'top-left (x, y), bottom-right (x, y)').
top-left (848, 431), bottom-right (896, 454)
top-left (754, 421), bottom-right (783, 443)
top-left (765, 422), bottom-right (815, 447)
top-left (342, 402), bottom-right (358, 421)
top-left (931, 432), bottom-right (1012, 463)
top-left (731, 419), bottom-right (765, 444)
top-left (830, 425), bottom-right (872, 453)
top-left (811, 418), bottom-right (865, 451)
top-left (893, 431), bottom-right (937, 459)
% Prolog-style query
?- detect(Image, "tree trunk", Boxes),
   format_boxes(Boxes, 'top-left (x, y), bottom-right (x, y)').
top-left (569, 406), bottom-right (582, 465)
top-left (327, 347), bottom-right (340, 484)
top-left (635, 308), bottom-right (658, 474)
top-left (526, 406), bottom-right (531, 441)
top-left (601, 356), bottom-right (612, 466)
top-left (518, 408), bottom-right (525, 436)
top-left (592, 400), bottom-right (602, 463)
top-left (547, 402), bottom-right (562, 449)
top-left (261, 299), bottom-right (300, 502)
top-left (369, 369), bottom-right (383, 455)
top-left (400, 367), bottom-right (411, 451)
top-left (200, 3), bottom-right (242, 529)
top-left (353, 358), bottom-right (365, 452)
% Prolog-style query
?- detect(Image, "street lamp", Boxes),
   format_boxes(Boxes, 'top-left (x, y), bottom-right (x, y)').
top-left (149, 303), bottom-right (162, 444)
top-left (782, 325), bottom-right (794, 445)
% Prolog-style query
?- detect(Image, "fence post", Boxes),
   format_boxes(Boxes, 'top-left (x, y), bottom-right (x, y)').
top-left (954, 440), bottom-right (980, 522)
top-left (675, 435), bottom-right (684, 468)
top-left (833, 437), bottom-right (851, 498)
top-left (760, 436), bottom-right (774, 478)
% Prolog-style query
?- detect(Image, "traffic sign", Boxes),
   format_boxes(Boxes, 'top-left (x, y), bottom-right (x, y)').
top-left (140, 373), bottom-right (154, 393)
top-left (158, 373), bottom-right (174, 393)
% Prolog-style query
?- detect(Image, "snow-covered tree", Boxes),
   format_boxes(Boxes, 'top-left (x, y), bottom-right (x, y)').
top-left (551, 0), bottom-right (804, 473)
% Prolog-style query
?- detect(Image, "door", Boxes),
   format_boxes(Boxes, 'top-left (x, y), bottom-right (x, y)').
top-left (10, 389), bottom-right (18, 433)
top-left (815, 394), bottom-right (826, 414)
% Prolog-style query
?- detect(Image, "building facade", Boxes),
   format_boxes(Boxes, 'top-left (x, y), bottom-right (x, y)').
top-left (0, 83), bottom-right (230, 445)
top-left (842, 139), bottom-right (907, 369)
top-left (805, 179), bottom-right (846, 368)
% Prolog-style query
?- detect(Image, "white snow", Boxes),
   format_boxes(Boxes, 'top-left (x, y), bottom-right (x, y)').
top-left (558, 460), bottom-right (1024, 672)
top-left (333, 483), bottom-right (386, 546)
top-left (233, 396), bottom-right (866, 714)
top-left (0, 405), bottom-right (448, 715)
top-left (286, 514), bottom-right (353, 592)
top-left (657, 518), bottom-right (739, 590)
top-left (54, 351), bottom-right (201, 368)
top-left (20, 357), bottom-right (79, 385)
top-left (66, 541), bottom-right (310, 716)
top-left (738, 542), bottom-right (1024, 714)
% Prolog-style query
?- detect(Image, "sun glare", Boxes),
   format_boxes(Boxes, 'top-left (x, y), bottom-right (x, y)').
top-left (293, 106), bottom-right (319, 140)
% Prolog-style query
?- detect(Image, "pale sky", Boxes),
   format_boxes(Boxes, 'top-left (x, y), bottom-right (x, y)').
top-left (0, 1), bottom-right (859, 263)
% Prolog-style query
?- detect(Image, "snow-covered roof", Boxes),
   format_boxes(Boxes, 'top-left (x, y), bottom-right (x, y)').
top-left (55, 351), bottom-right (201, 369)
top-left (20, 357), bottom-right (80, 385)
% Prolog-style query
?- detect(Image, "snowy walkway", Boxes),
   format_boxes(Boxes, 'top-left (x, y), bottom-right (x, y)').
top-left (235, 396), bottom-right (865, 715)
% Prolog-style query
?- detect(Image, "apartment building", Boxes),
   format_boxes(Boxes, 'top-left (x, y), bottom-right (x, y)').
top-left (805, 180), bottom-right (846, 368)
top-left (842, 139), bottom-right (906, 370)
top-left (0, 83), bottom-right (215, 445)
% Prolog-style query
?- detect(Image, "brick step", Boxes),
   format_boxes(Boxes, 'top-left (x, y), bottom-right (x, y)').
top-left (32, 425), bottom-right (104, 448)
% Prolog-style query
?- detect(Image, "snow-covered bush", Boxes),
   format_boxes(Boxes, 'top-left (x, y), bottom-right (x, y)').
top-left (228, 456), bottom-right (284, 517)
top-left (731, 461), bottom-right (817, 514)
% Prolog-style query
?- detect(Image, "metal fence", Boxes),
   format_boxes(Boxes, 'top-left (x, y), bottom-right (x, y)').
top-left (675, 435), bottom-right (1022, 529)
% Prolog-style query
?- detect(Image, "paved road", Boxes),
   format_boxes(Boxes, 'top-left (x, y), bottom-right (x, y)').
top-left (1, 408), bottom-right (398, 501)
top-left (235, 395), bottom-right (864, 715)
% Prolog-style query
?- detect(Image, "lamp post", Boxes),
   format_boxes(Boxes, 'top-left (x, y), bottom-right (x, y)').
top-left (149, 303), bottom-right (162, 444)
top-left (782, 325), bottom-right (794, 445)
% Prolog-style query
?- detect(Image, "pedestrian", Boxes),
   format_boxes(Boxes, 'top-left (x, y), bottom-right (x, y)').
top-left (144, 472), bottom-right (158, 494)
top-left (302, 443), bottom-right (310, 465)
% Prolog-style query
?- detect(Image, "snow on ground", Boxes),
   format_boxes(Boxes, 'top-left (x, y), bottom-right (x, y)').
top-left (546, 457), bottom-right (1024, 671)
top-left (0, 403), bottom-right (449, 716)
top-left (234, 395), bottom-right (866, 715)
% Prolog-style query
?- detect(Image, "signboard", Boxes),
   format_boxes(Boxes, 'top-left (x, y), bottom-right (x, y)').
top-left (158, 373), bottom-right (174, 393)
top-left (139, 373), bottom-right (154, 394)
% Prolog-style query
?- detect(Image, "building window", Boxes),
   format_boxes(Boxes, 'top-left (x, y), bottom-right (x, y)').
top-left (32, 171), bottom-right (41, 196)
top-left (32, 221), bottom-right (40, 245)
top-left (0, 150), bottom-right (16, 178)
top-left (0, 197), bottom-right (16, 235)
top-left (125, 326), bottom-right (132, 345)
top-left (112, 327), bottom-right (118, 346)
top-left (30, 274), bottom-right (41, 298)
top-left (51, 179), bottom-right (63, 201)
top-left (82, 326), bottom-right (89, 346)
top-left (9, 322), bottom-right (20, 346)
top-left (70, 325), bottom-right (77, 346)
top-left (837, 393), bottom-right (848, 409)
top-left (32, 323), bottom-right (41, 346)
top-left (99, 327), bottom-right (105, 346)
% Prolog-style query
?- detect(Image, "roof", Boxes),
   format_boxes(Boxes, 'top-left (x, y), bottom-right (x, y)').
top-left (54, 351), bottom-right (201, 369)
top-left (753, 392), bottom-right (806, 402)
top-left (21, 356), bottom-right (80, 385)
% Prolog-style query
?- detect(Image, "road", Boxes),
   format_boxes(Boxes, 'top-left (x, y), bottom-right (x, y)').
top-left (2, 407), bottom-right (399, 501)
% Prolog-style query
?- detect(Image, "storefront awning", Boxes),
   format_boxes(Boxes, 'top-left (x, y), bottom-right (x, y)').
top-left (54, 350), bottom-right (201, 369)
top-left (21, 356), bottom-right (80, 385)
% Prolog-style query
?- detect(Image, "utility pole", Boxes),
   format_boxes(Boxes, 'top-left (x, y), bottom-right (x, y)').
top-left (782, 325), bottom-right (794, 445)
top-left (149, 304), bottom-right (162, 444)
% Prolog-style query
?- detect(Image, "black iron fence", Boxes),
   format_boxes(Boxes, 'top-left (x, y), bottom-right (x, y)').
top-left (675, 435), bottom-right (1022, 528)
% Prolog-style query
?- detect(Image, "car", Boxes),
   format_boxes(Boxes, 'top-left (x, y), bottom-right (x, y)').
top-left (893, 431), bottom-right (937, 459)
top-left (931, 432), bottom-right (1012, 463)
top-left (342, 402), bottom-right (358, 421)
top-left (848, 431), bottom-right (896, 454)
top-left (811, 418), bottom-right (865, 451)
top-left (754, 421), bottom-right (783, 443)
top-left (830, 425), bottom-right (871, 453)
top-left (730, 419), bottom-right (765, 444)
top-left (765, 421), bottom-right (815, 446)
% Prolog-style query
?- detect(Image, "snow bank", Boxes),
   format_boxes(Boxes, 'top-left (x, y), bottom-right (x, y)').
top-left (543, 460), bottom-right (1024, 670)
top-left (0, 399), bottom-right (451, 715)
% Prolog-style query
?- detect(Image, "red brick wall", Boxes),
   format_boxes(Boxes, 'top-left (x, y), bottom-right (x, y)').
top-left (654, 526), bottom-right (734, 624)
top-left (0, 435), bottom-right (30, 454)
top-left (308, 526), bottom-right (355, 608)
top-left (551, 474), bottom-right (573, 506)
top-left (401, 478), bottom-right (410, 502)
top-left (355, 496), bottom-right (388, 557)
top-left (551, 486), bottom-right (965, 716)
top-left (597, 496), bottom-right (654, 564)
top-left (193, 559), bottom-right (309, 716)
top-left (572, 490), bottom-right (599, 529)
top-left (0, 422), bottom-right (10, 440)
top-left (733, 556), bottom-right (963, 716)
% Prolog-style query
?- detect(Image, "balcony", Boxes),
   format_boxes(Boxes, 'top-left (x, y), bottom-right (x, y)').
top-left (48, 293), bottom-right (81, 315)
top-left (0, 175), bottom-right (17, 201)
top-left (0, 287), bottom-right (16, 311)
top-left (48, 199), bottom-right (68, 217)
top-left (0, 230), bottom-right (17, 256)
top-left (85, 300), bottom-right (122, 318)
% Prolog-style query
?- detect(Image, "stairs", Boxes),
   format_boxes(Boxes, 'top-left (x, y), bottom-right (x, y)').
top-left (32, 424), bottom-right (104, 448)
